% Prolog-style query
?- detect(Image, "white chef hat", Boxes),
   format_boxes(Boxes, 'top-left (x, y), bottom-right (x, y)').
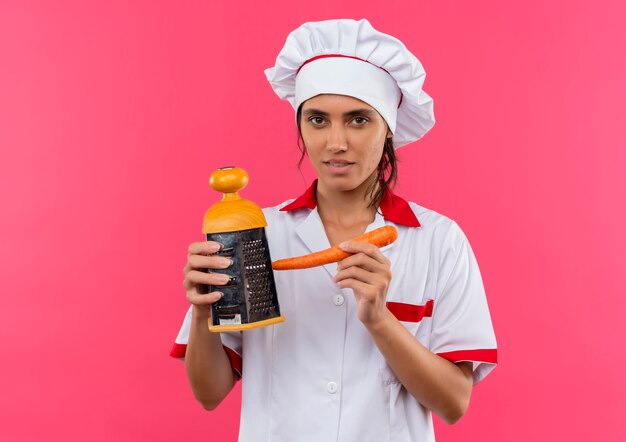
top-left (264, 18), bottom-right (435, 149)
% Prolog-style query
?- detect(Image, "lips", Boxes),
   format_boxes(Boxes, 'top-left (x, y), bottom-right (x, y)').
top-left (324, 160), bottom-right (354, 166)
top-left (323, 159), bottom-right (355, 174)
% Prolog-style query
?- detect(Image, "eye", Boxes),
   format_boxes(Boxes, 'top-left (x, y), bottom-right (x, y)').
top-left (308, 116), bottom-right (326, 126)
top-left (351, 117), bottom-right (369, 126)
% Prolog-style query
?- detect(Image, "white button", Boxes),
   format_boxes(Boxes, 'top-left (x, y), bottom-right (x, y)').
top-left (333, 294), bottom-right (345, 306)
top-left (326, 381), bottom-right (338, 394)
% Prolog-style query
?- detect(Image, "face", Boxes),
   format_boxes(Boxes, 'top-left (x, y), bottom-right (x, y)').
top-left (299, 94), bottom-right (392, 193)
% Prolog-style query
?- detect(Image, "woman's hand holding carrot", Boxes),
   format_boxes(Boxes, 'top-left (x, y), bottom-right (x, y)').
top-left (332, 240), bottom-right (392, 328)
top-left (272, 225), bottom-right (397, 270)
top-left (272, 225), bottom-right (397, 328)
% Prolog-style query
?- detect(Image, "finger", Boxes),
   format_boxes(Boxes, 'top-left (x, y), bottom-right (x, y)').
top-left (336, 252), bottom-right (389, 273)
top-left (335, 277), bottom-right (377, 295)
top-left (187, 254), bottom-right (233, 271)
top-left (339, 241), bottom-right (389, 265)
top-left (187, 289), bottom-right (224, 306)
top-left (188, 241), bottom-right (223, 256)
top-left (185, 270), bottom-right (231, 287)
top-left (334, 266), bottom-right (390, 288)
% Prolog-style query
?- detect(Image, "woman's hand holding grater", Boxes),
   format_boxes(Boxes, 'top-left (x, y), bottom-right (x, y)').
top-left (183, 240), bottom-right (234, 316)
top-left (182, 239), bottom-right (240, 408)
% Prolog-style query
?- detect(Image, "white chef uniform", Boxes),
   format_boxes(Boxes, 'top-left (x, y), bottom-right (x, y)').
top-left (172, 17), bottom-right (497, 441)
top-left (171, 180), bottom-right (497, 441)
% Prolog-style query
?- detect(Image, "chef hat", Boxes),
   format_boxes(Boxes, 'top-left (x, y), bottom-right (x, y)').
top-left (264, 18), bottom-right (435, 149)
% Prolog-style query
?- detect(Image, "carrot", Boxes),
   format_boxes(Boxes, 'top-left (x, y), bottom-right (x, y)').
top-left (272, 225), bottom-right (398, 270)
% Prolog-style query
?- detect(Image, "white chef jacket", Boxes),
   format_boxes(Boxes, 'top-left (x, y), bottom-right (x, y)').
top-left (171, 181), bottom-right (498, 442)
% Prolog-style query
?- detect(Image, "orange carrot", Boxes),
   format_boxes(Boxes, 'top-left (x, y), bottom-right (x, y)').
top-left (272, 225), bottom-right (398, 270)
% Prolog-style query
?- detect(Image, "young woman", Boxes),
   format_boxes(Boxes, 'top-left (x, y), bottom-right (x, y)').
top-left (172, 19), bottom-right (497, 441)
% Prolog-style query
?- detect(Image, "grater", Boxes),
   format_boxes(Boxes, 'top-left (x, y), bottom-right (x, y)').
top-left (201, 166), bottom-right (284, 332)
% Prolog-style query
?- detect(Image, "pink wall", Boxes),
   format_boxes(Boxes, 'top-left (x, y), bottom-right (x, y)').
top-left (1, 1), bottom-right (625, 440)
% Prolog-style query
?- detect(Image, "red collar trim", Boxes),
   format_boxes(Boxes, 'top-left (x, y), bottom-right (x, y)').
top-left (280, 180), bottom-right (421, 227)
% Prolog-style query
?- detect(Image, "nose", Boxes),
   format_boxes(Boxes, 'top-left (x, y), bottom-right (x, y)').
top-left (326, 125), bottom-right (348, 153)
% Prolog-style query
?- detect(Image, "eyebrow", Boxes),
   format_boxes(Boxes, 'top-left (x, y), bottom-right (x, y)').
top-left (302, 108), bottom-right (377, 118)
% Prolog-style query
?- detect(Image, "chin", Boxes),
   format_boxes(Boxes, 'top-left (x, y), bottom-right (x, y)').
top-left (320, 175), bottom-right (368, 193)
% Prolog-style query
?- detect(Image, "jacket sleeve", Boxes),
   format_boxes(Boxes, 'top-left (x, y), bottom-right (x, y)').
top-left (429, 221), bottom-right (498, 384)
top-left (169, 306), bottom-right (243, 378)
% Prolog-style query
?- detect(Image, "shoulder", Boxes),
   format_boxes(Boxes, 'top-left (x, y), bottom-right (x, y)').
top-left (261, 198), bottom-right (311, 224)
top-left (393, 200), bottom-right (472, 270)
top-left (261, 198), bottom-right (298, 215)
top-left (405, 201), bottom-right (467, 244)
top-left (260, 199), bottom-right (309, 238)
top-left (260, 199), bottom-right (310, 258)
top-left (396, 201), bottom-right (482, 295)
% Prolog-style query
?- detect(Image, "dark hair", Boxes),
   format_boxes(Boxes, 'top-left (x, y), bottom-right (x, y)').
top-left (295, 104), bottom-right (398, 209)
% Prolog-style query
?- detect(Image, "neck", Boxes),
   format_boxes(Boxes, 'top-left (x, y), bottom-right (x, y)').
top-left (316, 177), bottom-right (379, 229)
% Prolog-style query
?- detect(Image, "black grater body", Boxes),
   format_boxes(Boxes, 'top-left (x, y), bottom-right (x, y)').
top-left (205, 227), bottom-right (280, 327)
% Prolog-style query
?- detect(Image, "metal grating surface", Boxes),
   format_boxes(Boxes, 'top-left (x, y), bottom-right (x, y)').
top-left (242, 238), bottom-right (274, 316)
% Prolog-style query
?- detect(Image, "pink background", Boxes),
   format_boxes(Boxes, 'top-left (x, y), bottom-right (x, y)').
top-left (1, 1), bottom-right (625, 440)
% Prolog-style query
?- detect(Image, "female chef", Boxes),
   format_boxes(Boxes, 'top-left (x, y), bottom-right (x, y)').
top-left (172, 18), bottom-right (497, 441)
